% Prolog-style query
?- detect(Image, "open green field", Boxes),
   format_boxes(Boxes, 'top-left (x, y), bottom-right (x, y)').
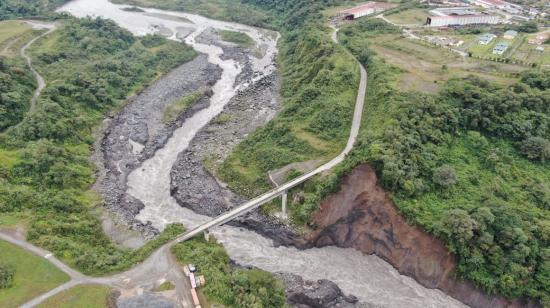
top-left (429, 30), bottom-right (549, 67)
top-left (0, 240), bottom-right (70, 308)
top-left (385, 8), bottom-right (430, 25)
top-left (37, 284), bottom-right (112, 308)
top-left (365, 33), bottom-right (525, 92)
top-left (0, 20), bottom-right (33, 56)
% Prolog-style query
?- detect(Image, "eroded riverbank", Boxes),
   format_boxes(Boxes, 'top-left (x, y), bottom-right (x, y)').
top-left (59, 0), bottom-right (469, 307)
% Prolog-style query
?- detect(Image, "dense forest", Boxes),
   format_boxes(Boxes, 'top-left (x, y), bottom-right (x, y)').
top-left (0, 57), bottom-right (36, 130)
top-left (0, 17), bottom-right (196, 275)
top-left (172, 237), bottom-right (286, 307)
top-left (0, 0), bottom-right (69, 20)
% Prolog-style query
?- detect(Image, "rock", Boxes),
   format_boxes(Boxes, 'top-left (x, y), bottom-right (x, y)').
top-left (276, 273), bottom-right (366, 308)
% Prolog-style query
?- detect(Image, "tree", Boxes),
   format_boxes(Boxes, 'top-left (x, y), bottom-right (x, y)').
top-left (521, 137), bottom-right (550, 162)
top-left (0, 262), bottom-right (15, 289)
top-left (439, 209), bottom-right (478, 245)
top-left (433, 165), bottom-right (458, 187)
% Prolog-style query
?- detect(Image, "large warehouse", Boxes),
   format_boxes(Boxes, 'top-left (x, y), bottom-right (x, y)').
top-left (339, 2), bottom-right (396, 20)
top-left (426, 7), bottom-right (500, 27)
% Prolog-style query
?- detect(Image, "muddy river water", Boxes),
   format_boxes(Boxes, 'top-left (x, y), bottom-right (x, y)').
top-left (58, 1), bottom-right (467, 307)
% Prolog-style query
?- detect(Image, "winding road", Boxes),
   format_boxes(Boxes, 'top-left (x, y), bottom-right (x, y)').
top-left (20, 22), bottom-right (58, 113)
top-left (5, 25), bottom-right (367, 308)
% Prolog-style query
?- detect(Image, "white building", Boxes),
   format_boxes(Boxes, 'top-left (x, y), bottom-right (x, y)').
top-left (427, 14), bottom-right (500, 27)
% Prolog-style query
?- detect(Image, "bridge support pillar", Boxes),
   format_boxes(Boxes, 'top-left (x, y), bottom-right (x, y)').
top-left (204, 229), bottom-right (210, 241)
top-left (281, 191), bottom-right (288, 219)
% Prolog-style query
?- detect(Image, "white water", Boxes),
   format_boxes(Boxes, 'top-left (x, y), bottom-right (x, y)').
top-left (58, 1), bottom-right (467, 307)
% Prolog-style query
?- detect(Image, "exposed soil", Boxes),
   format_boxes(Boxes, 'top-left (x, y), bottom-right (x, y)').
top-left (301, 164), bottom-right (539, 308)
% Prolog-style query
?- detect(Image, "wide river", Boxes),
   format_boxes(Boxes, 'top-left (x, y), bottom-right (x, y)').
top-left (58, 1), bottom-right (467, 307)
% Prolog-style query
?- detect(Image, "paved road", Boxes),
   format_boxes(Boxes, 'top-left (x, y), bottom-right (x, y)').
top-left (175, 26), bottom-right (367, 243)
top-left (9, 24), bottom-right (367, 308)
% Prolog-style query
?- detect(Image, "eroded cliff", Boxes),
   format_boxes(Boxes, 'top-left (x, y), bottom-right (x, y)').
top-left (303, 164), bottom-right (537, 308)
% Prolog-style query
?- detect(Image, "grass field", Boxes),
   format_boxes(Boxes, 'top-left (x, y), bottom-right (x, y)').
top-left (37, 284), bottom-right (112, 308)
top-left (0, 240), bottom-right (70, 308)
top-left (0, 20), bottom-right (35, 57)
top-left (368, 33), bottom-right (526, 92)
top-left (0, 20), bottom-right (31, 45)
top-left (385, 8), bottom-right (430, 25)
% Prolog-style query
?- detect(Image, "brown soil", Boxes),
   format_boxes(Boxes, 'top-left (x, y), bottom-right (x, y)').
top-left (302, 164), bottom-right (538, 308)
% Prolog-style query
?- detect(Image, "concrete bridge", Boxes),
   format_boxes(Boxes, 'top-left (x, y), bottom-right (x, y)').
top-left (176, 27), bottom-right (367, 243)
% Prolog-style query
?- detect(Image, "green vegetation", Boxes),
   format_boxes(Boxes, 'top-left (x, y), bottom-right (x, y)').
top-left (385, 7), bottom-right (430, 25)
top-left (0, 263), bottom-right (15, 289)
top-left (111, 0), bottom-right (274, 28)
top-left (0, 0), bottom-right (69, 20)
top-left (37, 284), bottom-right (112, 308)
top-left (155, 281), bottom-right (175, 291)
top-left (172, 236), bottom-right (286, 308)
top-left (287, 17), bottom-right (549, 304)
top-left (220, 30), bottom-right (254, 48)
top-left (164, 87), bottom-right (210, 123)
top-left (216, 1), bottom-right (359, 198)
top-left (0, 17), bottom-right (195, 275)
top-left (0, 21), bottom-right (37, 131)
top-left (0, 240), bottom-right (69, 307)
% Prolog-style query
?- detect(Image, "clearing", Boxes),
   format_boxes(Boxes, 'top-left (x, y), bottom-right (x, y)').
top-left (369, 33), bottom-right (526, 92)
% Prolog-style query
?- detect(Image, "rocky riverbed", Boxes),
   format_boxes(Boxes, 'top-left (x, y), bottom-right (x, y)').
top-left (64, 1), bottom-right (472, 306)
top-left (94, 53), bottom-right (221, 240)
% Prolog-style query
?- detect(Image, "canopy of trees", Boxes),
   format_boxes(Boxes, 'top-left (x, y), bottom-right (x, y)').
top-left (0, 0), bottom-right (69, 20)
top-left (0, 57), bottom-right (35, 131)
top-left (172, 237), bottom-right (286, 308)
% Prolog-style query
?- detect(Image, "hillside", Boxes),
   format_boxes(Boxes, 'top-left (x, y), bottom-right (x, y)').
top-left (0, 16), bottom-right (195, 275)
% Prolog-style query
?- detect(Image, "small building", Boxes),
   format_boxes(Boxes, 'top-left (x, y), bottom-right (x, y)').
top-left (535, 46), bottom-right (545, 52)
top-left (339, 2), bottom-right (396, 20)
top-left (478, 33), bottom-right (496, 44)
top-left (503, 30), bottom-right (518, 39)
top-left (493, 41), bottom-right (509, 54)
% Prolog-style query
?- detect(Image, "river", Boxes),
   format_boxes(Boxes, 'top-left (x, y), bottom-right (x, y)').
top-left (58, 1), bottom-right (467, 307)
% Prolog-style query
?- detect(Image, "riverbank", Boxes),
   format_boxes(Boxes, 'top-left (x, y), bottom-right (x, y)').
top-left (94, 53), bottom-right (221, 241)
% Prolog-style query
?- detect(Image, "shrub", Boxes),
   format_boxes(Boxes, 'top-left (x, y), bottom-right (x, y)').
top-left (432, 165), bottom-right (458, 188)
top-left (521, 137), bottom-right (550, 162)
top-left (0, 263), bottom-right (15, 289)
